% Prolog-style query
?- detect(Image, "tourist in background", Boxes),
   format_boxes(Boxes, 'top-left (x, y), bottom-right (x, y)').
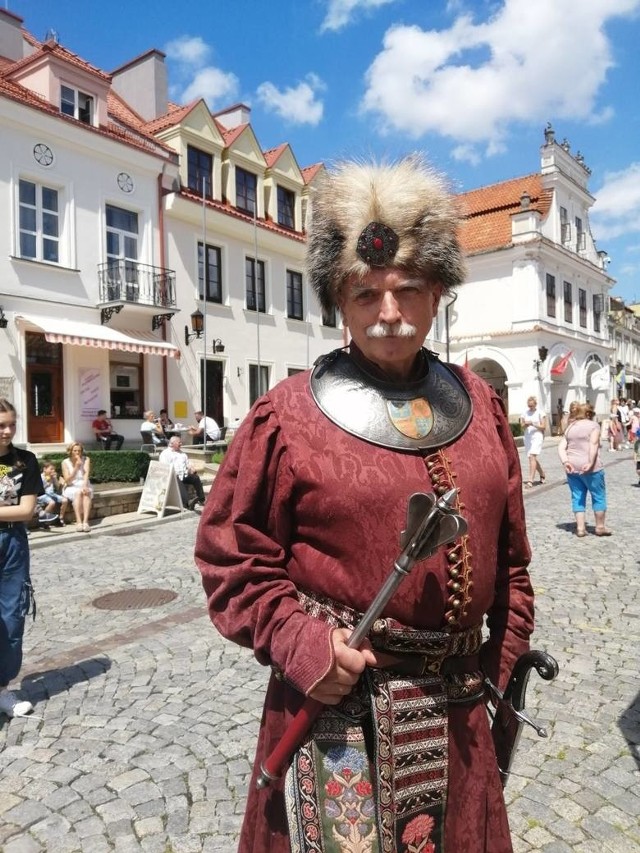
top-left (61, 442), bottom-right (94, 533)
top-left (520, 395), bottom-right (546, 488)
top-left (187, 411), bottom-right (220, 445)
top-left (36, 460), bottom-right (68, 526)
top-left (558, 401), bottom-right (610, 537)
top-left (606, 398), bottom-right (622, 451)
top-left (140, 410), bottom-right (167, 447)
top-left (92, 409), bottom-right (124, 450)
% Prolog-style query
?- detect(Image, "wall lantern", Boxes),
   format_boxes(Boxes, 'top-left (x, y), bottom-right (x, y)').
top-left (212, 338), bottom-right (225, 353)
top-left (533, 345), bottom-right (548, 376)
top-left (184, 309), bottom-right (204, 345)
top-left (0, 307), bottom-right (7, 329)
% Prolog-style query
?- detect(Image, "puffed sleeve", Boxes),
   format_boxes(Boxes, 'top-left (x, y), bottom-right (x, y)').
top-left (481, 389), bottom-right (535, 692)
top-left (194, 396), bottom-right (335, 696)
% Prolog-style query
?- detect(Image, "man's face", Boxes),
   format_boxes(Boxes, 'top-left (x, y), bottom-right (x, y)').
top-left (338, 268), bottom-right (442, 380)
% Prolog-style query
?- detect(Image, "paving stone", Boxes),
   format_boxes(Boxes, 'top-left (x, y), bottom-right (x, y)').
top-left (134, 815), bottom-right (164, 837)
top-left (3, 837), bottom-right (43, 853)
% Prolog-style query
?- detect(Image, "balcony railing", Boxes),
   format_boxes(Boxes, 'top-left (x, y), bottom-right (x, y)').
top-left (97, 261), bottom-right (177, 309)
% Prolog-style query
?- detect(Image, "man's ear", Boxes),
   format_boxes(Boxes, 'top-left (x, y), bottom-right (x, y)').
top-left (431, 283), bottom-right (444, 312)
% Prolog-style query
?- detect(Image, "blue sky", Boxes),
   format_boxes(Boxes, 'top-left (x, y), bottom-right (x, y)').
top-left (8, 0), bottom-right (640, 303)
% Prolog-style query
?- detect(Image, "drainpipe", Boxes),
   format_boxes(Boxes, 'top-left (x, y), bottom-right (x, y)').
top-left (158, 164), bottom-right (169, 410)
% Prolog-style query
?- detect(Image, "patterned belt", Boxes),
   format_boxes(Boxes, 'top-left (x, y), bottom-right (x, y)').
top-left (297, 588), bottom-right (485, 701)
top-left (284, 590), bottom-right (485, 853)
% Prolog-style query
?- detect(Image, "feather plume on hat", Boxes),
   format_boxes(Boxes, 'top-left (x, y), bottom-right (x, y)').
top-left (306, 155), bottom-right (466, 313)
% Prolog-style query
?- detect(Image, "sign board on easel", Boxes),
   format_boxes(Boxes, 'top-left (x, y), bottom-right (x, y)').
top-left (137, 461), bottom-right (184, 517)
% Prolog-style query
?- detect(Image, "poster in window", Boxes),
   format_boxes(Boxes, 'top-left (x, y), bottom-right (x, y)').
top-left (80, 368), bottom-right (101, 420)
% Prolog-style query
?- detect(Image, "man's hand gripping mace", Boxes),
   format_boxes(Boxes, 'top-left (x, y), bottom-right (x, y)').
top-left (256, 487), bottom-right (467, 789)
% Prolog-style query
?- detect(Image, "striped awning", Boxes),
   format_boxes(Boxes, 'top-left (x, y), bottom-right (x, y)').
top-left (16, 314), bottom-right (180, 358)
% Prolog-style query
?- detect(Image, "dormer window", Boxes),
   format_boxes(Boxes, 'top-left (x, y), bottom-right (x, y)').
top-left (61, 84), bottom-right (94, 124)
top-left (277, 186), bottom-right (295, 229)
top-left (187, 145), bottom-right (212, 197)
top-left (236, 167), bottom-right (256, 215)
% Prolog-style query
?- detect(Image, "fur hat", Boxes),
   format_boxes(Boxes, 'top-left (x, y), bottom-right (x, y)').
top-left (306, 155), bottom-right (466, 313)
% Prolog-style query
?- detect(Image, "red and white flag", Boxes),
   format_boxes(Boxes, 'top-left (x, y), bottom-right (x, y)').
top-left (551, 351), bottom-right (573, 376)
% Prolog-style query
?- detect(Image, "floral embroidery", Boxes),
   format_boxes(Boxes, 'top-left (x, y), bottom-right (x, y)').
top-left (321, 745), bottom-right (376, 851)
top-left (401, 815), bottom-right (436, 853)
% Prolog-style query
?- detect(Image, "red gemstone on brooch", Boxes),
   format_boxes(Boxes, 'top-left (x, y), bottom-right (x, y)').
top-left (373, 236), bottom-right (383, 250)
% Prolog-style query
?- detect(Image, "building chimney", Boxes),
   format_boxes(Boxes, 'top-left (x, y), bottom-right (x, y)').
top-left (0, 8), bottom-right (29, 62)
top-left (111, 49), bottom-right (168, 122)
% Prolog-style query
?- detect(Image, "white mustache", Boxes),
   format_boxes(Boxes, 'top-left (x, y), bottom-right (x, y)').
top-left (365, 321), bottom-right (417, 338)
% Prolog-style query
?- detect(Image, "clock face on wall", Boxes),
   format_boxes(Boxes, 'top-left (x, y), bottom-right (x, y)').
top-left (117, 172), bottom-right (134, 193)
top-left (33, 143), bottom-right (54, 166)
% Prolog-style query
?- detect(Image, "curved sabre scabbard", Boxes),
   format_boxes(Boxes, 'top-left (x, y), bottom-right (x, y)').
top-left (490, 649), bottom-right (559, 788)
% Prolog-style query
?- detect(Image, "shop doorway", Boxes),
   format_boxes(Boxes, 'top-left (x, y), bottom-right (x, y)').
top-left (26, 332), bottom-right (64, 443)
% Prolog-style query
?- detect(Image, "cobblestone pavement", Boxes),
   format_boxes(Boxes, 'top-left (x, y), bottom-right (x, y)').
top-left (1, 441), bottom-right (638, 852)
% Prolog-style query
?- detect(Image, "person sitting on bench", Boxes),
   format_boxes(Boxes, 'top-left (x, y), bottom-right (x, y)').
top-left (159, 436), bottom-right (206, 510)
top-left (92, 409), bottom-right (124, 450)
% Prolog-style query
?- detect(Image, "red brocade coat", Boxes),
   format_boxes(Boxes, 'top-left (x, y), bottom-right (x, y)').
top-left (195, 364), bottom-right (534, 853)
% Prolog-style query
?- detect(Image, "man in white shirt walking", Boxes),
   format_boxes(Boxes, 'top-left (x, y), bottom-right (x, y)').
top-left (159, 437), bottom-right (206, 510)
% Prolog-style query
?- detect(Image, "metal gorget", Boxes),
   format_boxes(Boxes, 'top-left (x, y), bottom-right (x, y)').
top-left (310, 348), bottom-right (472, 451)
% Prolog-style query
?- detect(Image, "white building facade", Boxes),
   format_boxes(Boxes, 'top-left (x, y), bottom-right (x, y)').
top-left (450, 126), bottom-right (616, 427)
top-left (0, 10), bottom-right (342, 449)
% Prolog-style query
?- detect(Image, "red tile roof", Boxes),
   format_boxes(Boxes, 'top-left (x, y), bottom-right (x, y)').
top-left (301, 163), bottom-right (324, 185)
top-left (180, 187), bottom-right (305, 242)
top-left (107, 89), bottom-right (146, 129)
top-left (143, 100), bottom-right (200, 134)
top-left (263, 143), bottom-right (288, 168)
top-left (458, 174), bottom-right (554, 254)
top-left (216, 121), bottom-right (248, 147)
top-left (0, 70), bottom-right (174, 159)
top-left (4, 39), bottom-right (111, 83)
top-left (0, 74), bottom-right (58, 115)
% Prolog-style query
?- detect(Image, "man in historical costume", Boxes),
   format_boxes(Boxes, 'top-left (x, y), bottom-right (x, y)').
top-left (195, 156), bottom-right (535, 853)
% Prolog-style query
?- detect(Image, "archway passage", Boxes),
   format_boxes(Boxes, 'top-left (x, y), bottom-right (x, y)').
top-left (468, 359), bottom-right (508, 404)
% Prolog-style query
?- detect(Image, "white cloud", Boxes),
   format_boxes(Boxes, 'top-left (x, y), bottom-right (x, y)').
top-left (181, 67), bottom-right (239, 106)
top-left (451, 143), bottom-right (481, 165)
top-left (591, 163), bottom-right (640, 239)
top-left (163, 35), bottom-right (239, 109)
top-left (256, 74), bottom-right (325, 126)
top-left (361, 0), bottom-right (640, 156)
top-left (321, 0), bottom-right (398, 33)
top-left (164, 36), bottom-right (211, 67)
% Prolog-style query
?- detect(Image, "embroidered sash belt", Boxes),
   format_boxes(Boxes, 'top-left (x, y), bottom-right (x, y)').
top-left (284, 590), bottom-right (484, 853)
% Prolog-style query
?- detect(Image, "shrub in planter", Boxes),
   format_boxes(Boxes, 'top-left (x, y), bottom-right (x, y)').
top-left (41, 451), bottom-right (150, 483)
top-left (510, 422), bottom-right (523, 438)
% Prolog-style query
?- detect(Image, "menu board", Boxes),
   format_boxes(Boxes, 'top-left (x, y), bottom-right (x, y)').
top-left (137, 461), bottom-right (183, 517)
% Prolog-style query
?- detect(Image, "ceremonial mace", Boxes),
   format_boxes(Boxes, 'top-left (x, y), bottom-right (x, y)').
top-left (256, 488), bottom-right (467, 789)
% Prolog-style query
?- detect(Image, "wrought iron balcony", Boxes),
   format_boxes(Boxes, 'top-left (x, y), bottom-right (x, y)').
top-left (97, 261), bottom-right (177, 309)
